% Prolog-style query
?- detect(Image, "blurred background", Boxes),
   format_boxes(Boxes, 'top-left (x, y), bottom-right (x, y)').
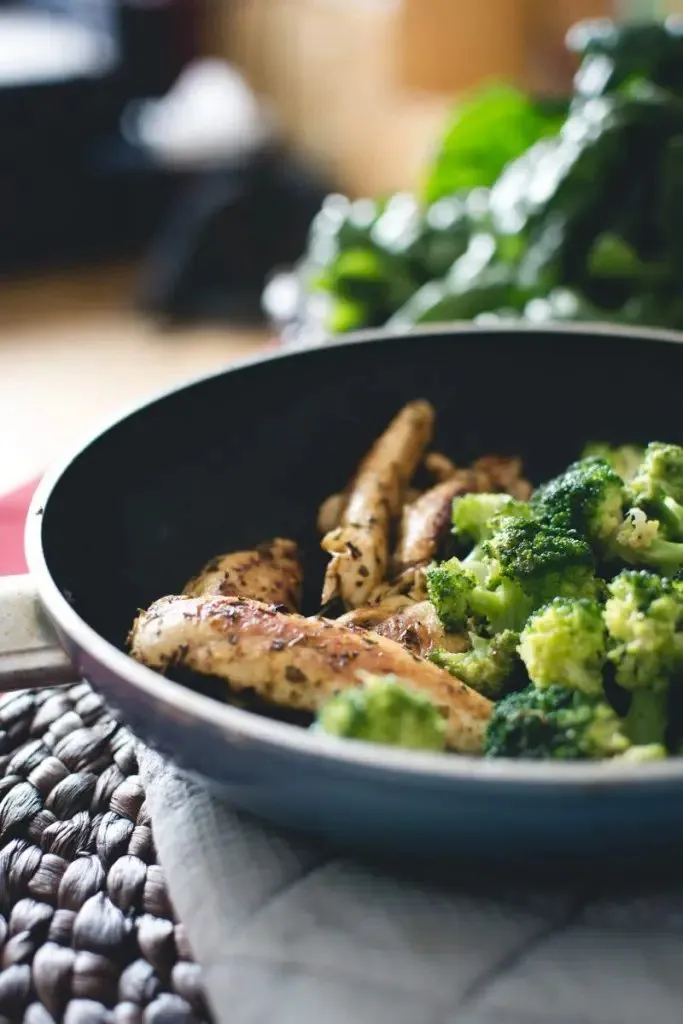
top-left (0, 0), bottom-right (680, 494)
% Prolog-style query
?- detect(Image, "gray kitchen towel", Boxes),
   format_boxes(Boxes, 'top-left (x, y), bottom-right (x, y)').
top-left (139, 746), bottom-right (683, 1024)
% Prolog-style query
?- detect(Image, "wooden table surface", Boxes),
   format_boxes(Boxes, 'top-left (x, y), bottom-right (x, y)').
top-left (0, 265), bottom-right (271, 495)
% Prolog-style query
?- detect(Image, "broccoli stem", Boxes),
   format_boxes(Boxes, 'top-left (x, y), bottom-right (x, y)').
top-left (468, 580), bottom-right (532, 634)
top-left (620, 535), bottom-right (683, 576)
top-left (624, 688), bottom-right (669, 747)
top-left (655, 496), bottom-right (683, 541)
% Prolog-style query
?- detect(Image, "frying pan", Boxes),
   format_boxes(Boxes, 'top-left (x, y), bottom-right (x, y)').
top-left (3, 322), bottom-right (683, 868)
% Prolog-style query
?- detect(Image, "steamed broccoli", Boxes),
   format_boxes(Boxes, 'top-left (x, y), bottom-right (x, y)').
top-left (631, 443), bottom-right (683, 507)
top-left (429, 629), bottom-right (520, 699)
top-left (629, 442), bottom-right (683, 540)
top-left (425, 557), bottom-right (477, 632)
top-left (604, 570), bottom-right (683, 744)
top-left (452, 492), bottom-right (531, 545)
top-left (614, 743), bottom-right (667, 763)
top-left (484, 684), bottom-right (630, 760)
top-left (612, 507), bottom-right (683, 575)
top-left (426, 555), bottom-right (532, 636)
top-left (485, 518), bottom-right (603, 606)
top-left (313, 673), bottom-right (446, 751)
top-left (427, 519), bottom-right (601, 637)
top-left (519, 598), bottom-right (606, 696)
top-left (582, 442), bottom-right (645, 484)
top-left (528, 453), bottom-right (683, 574)
top-left (531, 456), bottom-right (626, 547)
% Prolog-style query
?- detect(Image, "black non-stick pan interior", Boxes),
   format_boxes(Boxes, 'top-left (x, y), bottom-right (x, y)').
top-left (40, 327), bottom-right (683, 656)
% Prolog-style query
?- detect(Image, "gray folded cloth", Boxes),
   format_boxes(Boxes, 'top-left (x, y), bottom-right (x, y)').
top-left (139, 746), bottom-right (683, 1024)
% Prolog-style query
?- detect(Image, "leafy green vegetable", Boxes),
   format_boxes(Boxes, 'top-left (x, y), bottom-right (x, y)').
top-left (387, 263), bottom-right (525, 330)
top-left (567, 17), bottom-right (683, 99)
top-left (424, 85), bottom-right (564, 204)
top-left (266, 16), bottom-right (683, 341)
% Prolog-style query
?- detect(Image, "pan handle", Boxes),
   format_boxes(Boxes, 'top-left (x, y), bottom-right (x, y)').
top-left (0, 575), bottom-right (80, 690)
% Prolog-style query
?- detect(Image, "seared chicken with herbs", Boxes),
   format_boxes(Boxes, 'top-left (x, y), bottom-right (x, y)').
top-left (183, 538), bottom-right (303, 612)
top-left (471, 454), bottom-right (532, 501)
top-left (320, 399), bottom-right (434, 610)
top-left (395, 471), bottom-right (484, 574)
top-left (337, 600), bottom-right (467, 659)
top-left (128, 594), bottom-right (492, 752)
top-left (127, 400), bottom-right (533, 757)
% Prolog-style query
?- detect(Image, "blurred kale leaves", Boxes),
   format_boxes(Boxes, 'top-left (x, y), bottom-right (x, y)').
top-left (264, 17), bottom-right (683, 338)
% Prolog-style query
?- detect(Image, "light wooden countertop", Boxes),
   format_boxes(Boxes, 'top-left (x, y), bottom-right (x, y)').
top-left (0, 265), bottom-right (271, 495)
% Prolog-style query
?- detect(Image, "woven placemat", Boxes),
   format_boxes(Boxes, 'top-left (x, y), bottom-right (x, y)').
top-left (0, 683), bottom-right (211, 1024)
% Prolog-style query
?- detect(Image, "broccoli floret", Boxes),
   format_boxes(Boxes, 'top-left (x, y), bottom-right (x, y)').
top-left (611, 507), bottom-right (683, 575)
top-left (519, 598), bottom-right (606, 696)
top-left (428, 520), bottom-right (601, 638)
top-left (531, 456), bottom-right (625, 547)
top-left (484, 684), bottom-right (630, 760)
top-left (467, 577), bottom-right (534, 635)
top-left (631, 442), bottom-right (683, 507)
top-left (426, 555), bottom-right (532, 635)
top-left (452, 492), bottom-right (531, 545)
top-left (530, 452), bottom-right (683, 572)
top-left (429, 629), bottom-right (520, 699)
top-left (651, 496), bottom-right (683, 542)
top-left (582, 442), bottom-right (645, 484)
top-left (605, 570), bottom-right (683, 688)
top-left (425, 557), bottom-right (475, 632)
top-left (613, 743), bottom-right (667, 763)
top-left (485, 518), bottom-right (603, 606)
top-left (312, 673), bottom-right (446, 751)
top-left (629, 443), bottom-right (683, 541)
top-left (604, 570), bottom-right (683, 745)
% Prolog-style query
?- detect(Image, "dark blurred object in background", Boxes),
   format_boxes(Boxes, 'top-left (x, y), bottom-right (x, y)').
top-left (117, 0), bottom-right (200, 99)
top-left (135, 148), bottom-right (334, 325)
top-left (0, 0), bottom-right (204, 275)
top-left (0, 0), bottom-right (333, 328)
top-left (122, 54), bottom-right (335, 325)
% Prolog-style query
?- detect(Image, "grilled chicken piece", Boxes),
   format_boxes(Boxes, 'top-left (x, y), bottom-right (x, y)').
top-left (338, 600), bottom-right (467, 659)
top-left (367, 566), bottom-right (429, 606)
top-left (183, 539), bottom-right (303, 612)
top-left (317, 493), bottom-right (347, 535)
top-left (472, 454), bottom-right (533, 501)
top-left (317, 491), bottom-right (425, 537)
top-left (395, 470), bottom-right (484, 573)
top-left (321, 400), bottom-right (435, 609)
top-left (424, 451), bottom-right (459, 482)
top-left (336, 595), bottom-right (416, 628)
top-left (129, 594), bottom-right (492, 753)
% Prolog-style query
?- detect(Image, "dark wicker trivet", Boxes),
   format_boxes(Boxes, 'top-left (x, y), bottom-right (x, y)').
top-left (0, 683), bottom-right (211, 1024)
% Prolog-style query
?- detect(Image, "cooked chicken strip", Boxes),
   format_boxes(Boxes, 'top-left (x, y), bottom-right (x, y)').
top-left (183, 539), bottom-right (303, 611)
top-left (367, 566), bottom-right (429, 606)
top-left (336, 596), bottom-right (416, 629)
top-left (338, 600), bottom-right (468, 659)
top-left (129, 594), bottom-right (492, 753)
top-left (395, 470), bottom-right (483, 573)
top-left (425, 452), bottom-right (459, 482)
top-left (373, 602), bottom-right (469, 658)
top-left (317, 491), bottom-right (424, 537)
top-left (317, 493), bottom-right (347, 535)
top-left (472, 454), bottom-right (533, 501)
top-left (321, 400), bottom-right (435, 609)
